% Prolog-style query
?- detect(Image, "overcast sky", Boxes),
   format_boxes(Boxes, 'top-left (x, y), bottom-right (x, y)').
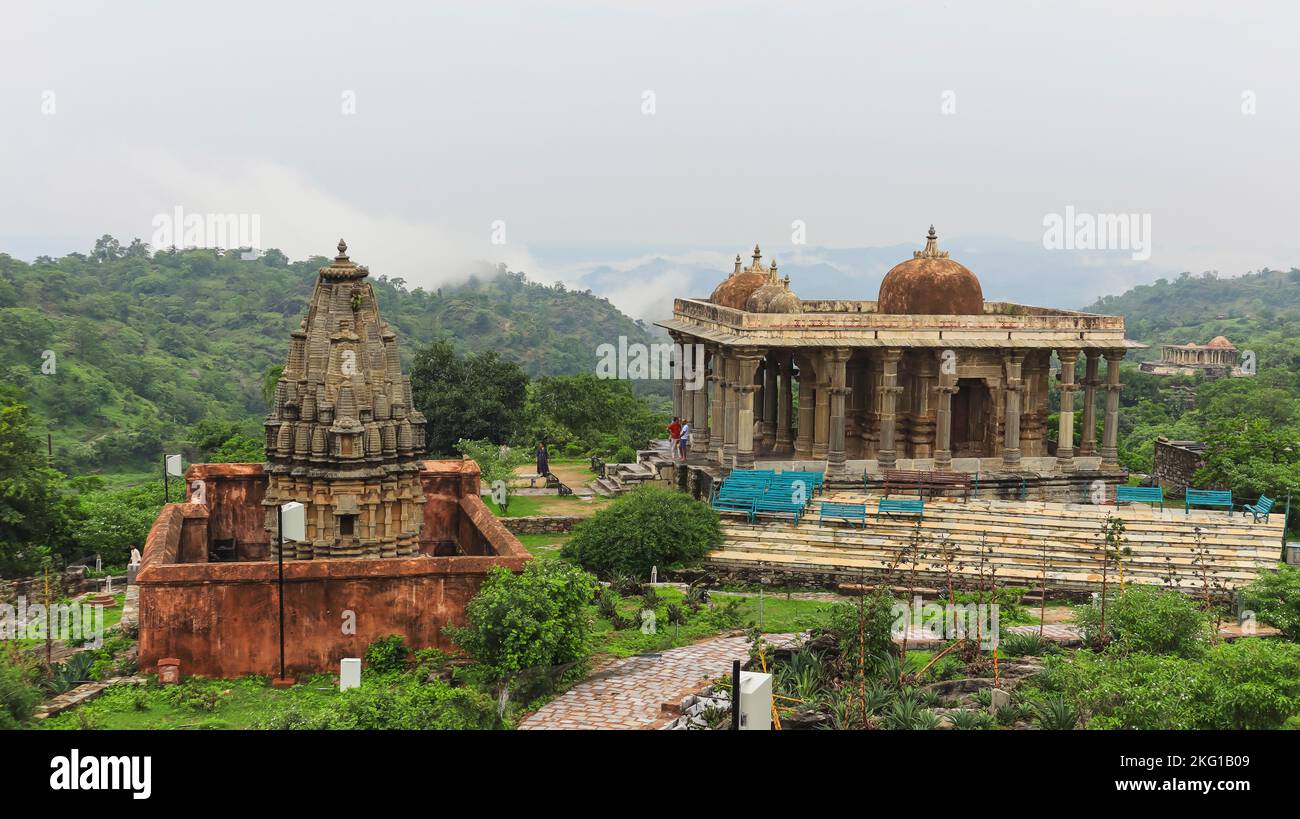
top-left (2, 1), bottom-right (1296, 303)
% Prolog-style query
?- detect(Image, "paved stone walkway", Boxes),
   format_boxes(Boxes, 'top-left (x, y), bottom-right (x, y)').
top-left (518, 633), bottom-right (799, 730)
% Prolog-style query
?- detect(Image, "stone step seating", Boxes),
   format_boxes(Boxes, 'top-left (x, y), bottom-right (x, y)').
top-left (591, 448), bottom-right (673, 496)
top-left (708, 493), bottom-right (1283, 593)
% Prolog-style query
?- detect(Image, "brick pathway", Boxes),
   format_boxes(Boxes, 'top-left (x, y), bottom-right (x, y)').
top-left (518, 633), bottom-right (799, 730)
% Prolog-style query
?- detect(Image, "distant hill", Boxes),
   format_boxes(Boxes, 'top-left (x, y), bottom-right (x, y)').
top-left (1084, 268), bottom-right (1300, 365)
top-left (0, 242), bottom-right (665, 471)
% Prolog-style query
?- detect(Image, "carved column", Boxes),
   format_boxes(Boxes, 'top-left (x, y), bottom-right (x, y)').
top-left (1002, 351), bottom-right (1025, 469)
top-left (934, 349), bottom-right (956, 471)
top-left (1100, 349), bottom-right (1124, 469)
top-left (692, 346), bottom-right (711, 457)
top-left (812, 361), bottom-right (831, 461)
top-left (826, 348), bottom-right (851, 474)
top-left (877, 348), bottom-right (902, 470)
top-left (722, 351), bottom-right (738, 467)
top-left (1079, 350), bottom-right (1099, 456)
top-left (775, 351), bottom-right (794, 454)
top-left (794, 356), bottom-right (815, 460)
top-left (735, 349), bottom-right (763, 469)
top-left (1055, 348), bottom-right (1079, 471)
top-left (669, 332), bottom-right (685, 422)
top-left (762, 354), bottom-right (778, 449)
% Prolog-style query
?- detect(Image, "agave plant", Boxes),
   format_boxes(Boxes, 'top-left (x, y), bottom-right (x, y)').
top-left (973, 687), bottom-right (994, 708)
top-left (1001, 632), bottom-right (1056, 657)
top-left (945, 709), bottom-right (994, 730)
top-left (862, 680), bottom-right (894, 716)
top-left (596, 588), bottom-right (620, 620)
top-left (882, 697), bottom-right (940, 730)
top-left (1033, 696), bottom-right (1080, 730)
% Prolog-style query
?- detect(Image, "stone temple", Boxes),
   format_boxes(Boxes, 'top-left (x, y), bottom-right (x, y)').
top-left (657, 228), bottom-right (1145, 497)
top-left (137, 241), bottom-right (528, 679)
top-left (263, 240), bottom-right (428, 560)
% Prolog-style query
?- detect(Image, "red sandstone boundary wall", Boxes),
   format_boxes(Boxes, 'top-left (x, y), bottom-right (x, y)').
top-left (137, 459), bottom-right (529, 679)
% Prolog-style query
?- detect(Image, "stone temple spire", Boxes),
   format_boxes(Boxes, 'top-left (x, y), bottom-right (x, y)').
top-left (914, 225), bottom-right (950, 260)
top-left (263, 240), bottom-right (427, 560)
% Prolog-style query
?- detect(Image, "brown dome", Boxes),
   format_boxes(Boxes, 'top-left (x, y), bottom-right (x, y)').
top-left (711, 244), bottom-right (771, 310)
top-left (1206, 335), bottom-right (1234, 348)
top-left (766, 276), bottom-right (802, 314)
top-left (877, 227), bottom-right (983, 315)
top-left (744, 261), bottom-right (784, 312)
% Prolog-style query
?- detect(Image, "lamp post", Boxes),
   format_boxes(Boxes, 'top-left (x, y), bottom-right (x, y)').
top-left (164, 454), bottom-right (182, 503)
top-left (275, 501), bottom-right (305, 687)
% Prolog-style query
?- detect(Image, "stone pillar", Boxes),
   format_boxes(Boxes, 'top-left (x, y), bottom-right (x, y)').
top-left (722, 352), bottom-right (738, 467)
top-left (1055, 348), bottom-right (1079, 471)
top-left (812, 365), bottom-right (831, 461)
top-left (735, 350), bottom-right (763, 469)
top-left (692, 347), bottom-right (711, 457)
top-left (669, 333), bottom-right (685, 422)
top-left (934, 349), bottom-right (956, 471)
top-left (1100, 349), bottom-right (1124, 469)
top-left (775, 351), bottom-right (794, 454)
top-left (826, 348), bottom-right (851, 474)
top-left (877, 349), bottom-right (902, 470)
top-left (1001, 352), bottom-right (1025, 469)
top-left (1079, 351), bottom-right (1099, 456)
top-left (762, 354), bottom-right (778, 449)
top-left (794, 356), bottom-right (815, 459)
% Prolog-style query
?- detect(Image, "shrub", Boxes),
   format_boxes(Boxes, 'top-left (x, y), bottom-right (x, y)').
top-left (816, 590), bottom-right (900, 674)
top-left (946, 709), bottom-right (993, 730)
top-left (445, 559), bottom-right (598, 693)
top-left (364, 635), bottom-right (411, 674)
top-left (0, 660), bottom-right (40, 728)
top-left (1032, 695), bottom-right (1079, 730)
top-left (258, 679), bottom-right (501, 730)
top-left (1000, 631), bottom-right (1057, 657)
top-left (1072, 586), bottom-right (1211, 657)
top-left (1241, 565), bottom-right (1300, 641)
top-left (562, 486), bottom-right (720, 579)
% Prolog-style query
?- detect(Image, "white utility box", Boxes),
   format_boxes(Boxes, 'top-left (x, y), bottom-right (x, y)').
top-left (340, 657), bottom-right (362, 691)
top-left (737, 671), bottom-right (772, 730)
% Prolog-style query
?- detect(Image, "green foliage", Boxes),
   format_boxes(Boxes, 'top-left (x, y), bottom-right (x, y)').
top-left (817, 590), bottom-right (900, 675)
top-left (1241, 566), bottom-right (1300, 641)
top-left (516, 374), bottom-right (665, 458)
top-left (0, 658), bottom-right (40, 728)
top-left (67, 480), bottom-right (167, 568)
top-left (445, 559), bottom-right (598, 688)
top-left (1072, 586), bottom-right (1212, 657)
top-left (1028, 639), bottom-right (1300, 730)
top-left (454, 438), bottom-right (530, 489)
top-left (562, 485), bottom-right (720, 579)
top-left (0, 386), bottom-right (79, 573)
top-left (1032, 695), bottom-right (1080, 730)
top-left (945, 709), bottom-right (994, 730)
top-left (364, 634), bottom-right (411, 674)
top-left (257, 678), bottom-right (502, 730)
top-left (1000, 631), bottom-right (1058, 657)
top-left (410, 340), bottom-right (529, 456)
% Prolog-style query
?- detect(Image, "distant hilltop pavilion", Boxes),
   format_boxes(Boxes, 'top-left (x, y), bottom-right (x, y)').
top-left (1139, 335), bottom-right (1251, 380)
top-left (656, 227), bottom-right (1145, 497)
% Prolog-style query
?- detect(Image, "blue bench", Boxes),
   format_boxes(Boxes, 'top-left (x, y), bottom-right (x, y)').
top-left (820, 501), bottom-right (867, 529)
top-left (1185, 489), bottom-right (1233, 514)
top-left (1116, 485), bottom-right (1164, 511)
top-left (877, 497), bottom-right (924, 521)
top-left (753, 496), bottom-right (803, 525)
top-left (782, 470), bottom-right (825, 496)
top-left (710, 495), bottom-right (755, 522)
top-left (1244, 494), bottom-right (1275, 523)
top-left (767, 478), bottom-right (815, 506)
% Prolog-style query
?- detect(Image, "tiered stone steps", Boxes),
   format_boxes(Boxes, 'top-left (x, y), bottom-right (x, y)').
top-left (708, 492), bottom-right (1283, 593)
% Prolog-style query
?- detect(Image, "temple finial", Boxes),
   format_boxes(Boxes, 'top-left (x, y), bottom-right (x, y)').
top-left (752, 243), bottom-right (761, 264)
top-left (914, 225), bottom-right (948, 259)
top-left (733, 254), bottom-right (742, 274)
top-left (337, 238), bottom-right (349, 259)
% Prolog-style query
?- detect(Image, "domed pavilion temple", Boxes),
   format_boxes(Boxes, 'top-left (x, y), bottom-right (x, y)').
top-left (657, 228), bottom-right (1144, 496)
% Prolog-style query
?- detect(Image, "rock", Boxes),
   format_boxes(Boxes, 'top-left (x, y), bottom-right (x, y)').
top-left (988, 687), bottom-right (1011, 713)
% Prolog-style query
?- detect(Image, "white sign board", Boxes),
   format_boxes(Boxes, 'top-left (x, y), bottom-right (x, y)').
top-left (340, 658), bottom-right (361, 691)
top-left (165, 454), bottom-right (183, 477)
top-left (280, 501), bottom-right (306, 542)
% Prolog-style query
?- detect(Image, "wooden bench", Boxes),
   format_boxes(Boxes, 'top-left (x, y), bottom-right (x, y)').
top-left (1116, 485), bottom-right (1164, 510)
top-left (753, 496), bottom-right (803, 525)
top-left (1185, 489), bottom-right (1233, 514)
top-left (710, 495), bottom-right (755, 523)
top-left (877, 497), bottom-right (924, 521)
top-left (819, 501), bottom-right (867, 529)
top-left (877, 469), bottom-right (971, 501)
top-left (1244, 494), bottom-right (1275, 523)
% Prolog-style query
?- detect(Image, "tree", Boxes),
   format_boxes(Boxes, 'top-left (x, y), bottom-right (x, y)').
top-left (410, 340), bottom-right (528, 456)
top-left (562, 485), bottom-right (720, 578)
top-left (0, 387), bottom-right (76, 574)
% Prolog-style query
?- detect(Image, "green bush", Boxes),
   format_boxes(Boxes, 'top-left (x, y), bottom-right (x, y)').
top-left (562, 485), bottom-right (720, 579)
top-left (1241, 565), bottom-right (1300, 641)
top-left (0, 660), bottom-right (40, 728)
top-left (1072, 586), bottom-right (1211, 657)
top-left (445, 559), bottom-right (598, 693)
top-left (364, 635), bottom-right (411, 674)
top-left (257, 678), bottom-right (502, 730)
top-left (1027, 638), bottom-right (1300, 729)
top-left (816, 590), bottom-right (900, 674)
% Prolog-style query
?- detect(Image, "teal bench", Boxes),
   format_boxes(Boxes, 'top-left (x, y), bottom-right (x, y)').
top-left (877, 497), bottom-right (924, 521)
top-left (782, 470), bottom-right (825, 496)
top-left (753, 496), bottom-right (803, 525)
top-left (1185, 489), bottom-right (1233, 514)
top-left (1116, 485), bottom-right (1164, 511)
top-left (711, 495), bottom-right (755, 522)
top-left (767, 478), bottom-right (815, 506)
top-left (1244, 495), bottom-right (1275, 523)
top-left (820, 501), bottom-right (867, 529)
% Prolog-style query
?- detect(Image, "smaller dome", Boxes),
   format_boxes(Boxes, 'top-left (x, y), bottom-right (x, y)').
top-left (744, 260), bottom-right (784, 312)
top-left (710, 244), bottom-right (771, 310)
top-left (766, 276), bottom-right (802, 314)
top-left (1206, 335), bottom-right (1234, 348)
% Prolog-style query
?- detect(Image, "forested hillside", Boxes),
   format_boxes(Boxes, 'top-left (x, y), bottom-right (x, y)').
top-left (0, 238), bottom-right (664, 471)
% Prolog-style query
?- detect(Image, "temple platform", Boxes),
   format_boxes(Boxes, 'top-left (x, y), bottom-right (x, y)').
top-left (705, 491), bottom-right (1283, 595)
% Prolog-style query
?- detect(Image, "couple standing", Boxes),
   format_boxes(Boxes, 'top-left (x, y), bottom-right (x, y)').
top-left (667, 416), bottom-right (690, 462)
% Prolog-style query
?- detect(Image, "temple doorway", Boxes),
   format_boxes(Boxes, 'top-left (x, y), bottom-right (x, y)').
top-left (951, 378), bottom-right (992, 457)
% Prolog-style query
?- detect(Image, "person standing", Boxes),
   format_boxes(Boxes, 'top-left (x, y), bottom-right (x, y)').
top-left (667, 416), bottom-right (681, 459)
top-left (535, 441), bottom-right (549, 478)
top-left (678, 420), bottom-right (691, 462)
